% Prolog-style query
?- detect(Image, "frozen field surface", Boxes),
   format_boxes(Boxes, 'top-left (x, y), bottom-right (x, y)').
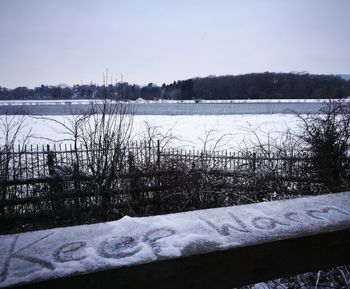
top-left (0, 114), bottom-right (301, 150)
top-left (0, 101), bottom-right (336, 115)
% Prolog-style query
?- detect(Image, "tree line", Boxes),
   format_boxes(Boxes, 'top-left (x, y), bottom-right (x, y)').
top-left (1, 72), bottom-right (350, 101)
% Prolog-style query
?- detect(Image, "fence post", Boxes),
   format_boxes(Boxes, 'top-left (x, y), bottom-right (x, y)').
top-left (288, 156), bottom-right (293, 177)
top-left (156, 139), bottom-right (161, 169)
top-left (128, 151), bottom-right (141, 213)
top-left (251, 152), bottom-right (256, 172)
top-left (47, 145), bottom-right (63, 213)
top-left (128, 151), bottom-right (135, 173)
top-left (47, 145), bottom-right (55, 175)
top-left (0, 149), bottom-right (5, 222)
top-left (73, 162), bottom-right (82, 219)
top-left (155, 140), bottom-right (162, 212)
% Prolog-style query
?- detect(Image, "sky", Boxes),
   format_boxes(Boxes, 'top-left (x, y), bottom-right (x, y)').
top-left (0, 0), bottom-right (349, 88)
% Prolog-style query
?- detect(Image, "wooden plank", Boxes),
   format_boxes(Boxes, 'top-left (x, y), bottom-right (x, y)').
top-left (10, 229), bottom-right (349, 289)
top-left (0, 192), bottom-right (349, 289)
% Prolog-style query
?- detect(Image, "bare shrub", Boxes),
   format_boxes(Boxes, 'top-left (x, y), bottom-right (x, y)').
top-left (0, 113), bottom-right (32, 148)
top-left (297, 101), bottom-right (350, 192)
top-left (32, 99), bottom-right (136, 220)
top-left (0, 113), bottom-right (32, 180)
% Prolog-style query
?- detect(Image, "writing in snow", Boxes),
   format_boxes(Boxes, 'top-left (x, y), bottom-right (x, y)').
top-left (0, 192), bottom-right (349, 288)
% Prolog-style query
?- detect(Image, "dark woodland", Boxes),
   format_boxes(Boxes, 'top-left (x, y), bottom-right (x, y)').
top-left (1, 72), bottom-right (350, 100)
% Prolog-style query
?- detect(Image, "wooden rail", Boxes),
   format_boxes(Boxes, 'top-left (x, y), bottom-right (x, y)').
top-left (1, 192), bottom-right (349, 289)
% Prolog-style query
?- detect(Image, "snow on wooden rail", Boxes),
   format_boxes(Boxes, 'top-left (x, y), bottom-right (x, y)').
top-left (1, 192), bottom-right (350, 289)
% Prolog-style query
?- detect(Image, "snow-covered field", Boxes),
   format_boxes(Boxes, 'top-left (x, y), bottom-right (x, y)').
top-left (2, 99), bottom-right (340, 149)
top-left (0, 114), bottom-right (301, 150)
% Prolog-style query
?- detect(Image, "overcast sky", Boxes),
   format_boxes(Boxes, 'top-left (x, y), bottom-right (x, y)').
top-left (0, 0), bottom-right (349, 88)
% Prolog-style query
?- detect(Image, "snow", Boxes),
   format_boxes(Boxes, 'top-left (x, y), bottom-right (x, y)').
top-left (339, 74), bottom-right (350, 81)
top-left (0, 99), bottom-right (110, 106)
top-left (0, 192), bottom-right (349, 288)
top-left (0, 101), bottom-right (335, 116)
top-left (0, 114), bottom-right (301, 150)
